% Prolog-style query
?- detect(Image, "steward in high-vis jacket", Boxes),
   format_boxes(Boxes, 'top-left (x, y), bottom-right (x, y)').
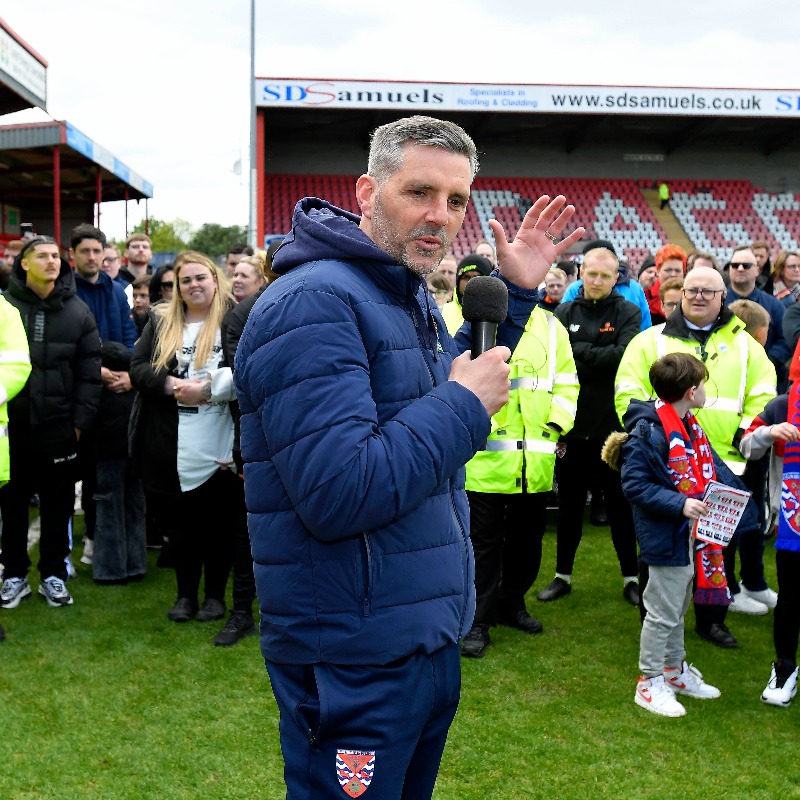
top-left (459, 305), bottom-right (578, 657)
top-left (0, 296), bottom-right (31, 486)
top-left (614, 266), bottom-right (776, 647)
top-left (615, 278), bottom-right (776, 477)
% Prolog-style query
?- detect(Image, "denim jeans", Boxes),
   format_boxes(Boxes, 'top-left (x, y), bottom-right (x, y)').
top-left (92, 457), bottom-right (147, 582)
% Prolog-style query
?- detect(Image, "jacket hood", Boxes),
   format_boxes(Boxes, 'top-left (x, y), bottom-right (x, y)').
top-left (273, 196), bottom-right (440, 351)
top-left (605, 398), bottom-right (663, 472)
top-left (622, 397), bottom-right (661, 432)
top-left (601, 431), bottom-right (628, 471)
top-left (272, 198), bottom-right (396, 276)
top-left (9, 254), bottom-right (76, 306)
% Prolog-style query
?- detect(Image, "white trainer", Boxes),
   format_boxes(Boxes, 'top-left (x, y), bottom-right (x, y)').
top-left (79, 538), bottom-right (94, 566)
top-left (0, 576), bottom-right (32, 609)
top-left (635, 675), bottom-right (686, 717)
top-left (729, 591), bottom-right (769, 615)
top-left (38, 576), bottom-right (73, 607)
top-left (665, 661), bottom-right (721, 699)
top-left (741, 586), bottom-right (778, 609)
top-left (761, 663), bottom-right (799, 707)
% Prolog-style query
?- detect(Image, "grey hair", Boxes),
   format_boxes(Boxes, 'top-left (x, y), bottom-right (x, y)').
top-left (367, 115), bottom-right (479, 183)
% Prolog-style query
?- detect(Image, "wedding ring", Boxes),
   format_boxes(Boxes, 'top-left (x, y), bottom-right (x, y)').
top-left (544, 231), bottom-right (557, 242)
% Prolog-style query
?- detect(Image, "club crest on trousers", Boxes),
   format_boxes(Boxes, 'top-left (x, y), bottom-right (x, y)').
top-left (336, 750), bottom-right (375, 797)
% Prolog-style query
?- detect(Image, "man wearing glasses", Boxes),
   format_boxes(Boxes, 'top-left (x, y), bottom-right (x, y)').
top-left (725, 245), bottom-right (791, 392)
top-left (615, 266), bottom-right (776, 648)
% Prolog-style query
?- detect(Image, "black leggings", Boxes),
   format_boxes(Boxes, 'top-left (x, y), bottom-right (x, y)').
top-left (162, 469), bottom-right (239, 604)
top-left (775, 549), bottom-right (800, 664)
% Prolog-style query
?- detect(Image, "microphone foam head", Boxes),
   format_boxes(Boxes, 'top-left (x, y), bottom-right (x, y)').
top-left (462, 276), bottom-right (508, 324)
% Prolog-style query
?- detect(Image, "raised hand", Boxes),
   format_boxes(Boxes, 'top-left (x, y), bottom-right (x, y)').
top-left (488, 195), bottom-right (585, 289)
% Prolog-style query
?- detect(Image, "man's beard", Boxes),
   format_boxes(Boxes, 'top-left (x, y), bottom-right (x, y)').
top-left (370, 192), bottom-right (449, 277)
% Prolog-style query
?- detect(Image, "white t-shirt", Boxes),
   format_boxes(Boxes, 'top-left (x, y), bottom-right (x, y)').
top-left (175, 322), bottom-right (235, 492)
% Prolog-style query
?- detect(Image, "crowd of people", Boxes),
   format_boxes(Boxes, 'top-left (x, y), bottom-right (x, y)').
top-left (430, 229), bottom-right (800, 717)
top-left (0, 231), bottom-right (275, 649)
top-left (1, 113), bottom-right (799, 796)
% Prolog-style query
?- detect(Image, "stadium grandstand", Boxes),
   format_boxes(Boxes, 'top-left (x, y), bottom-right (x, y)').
top-left (0, 17), bottom-right (152, 250)
top-left (254, 78), bottom-right (800, 267)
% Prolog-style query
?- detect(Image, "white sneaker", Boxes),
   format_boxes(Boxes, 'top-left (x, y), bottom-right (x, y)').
top-left (741, 586), bottom-right (778, 609)
top-left (665, 661), bottom-right (721, 699)
top-left (0, 576), bottom-right (32, 609)
top-left (38, 576), bottom-right (73, 607)
top-left (635, 675), bottom-right (686, 717)
top-left (79, 538), bottom-right (94, 566)
top-left (761, 663), bottom-right (799, 707)
top-left (729, 591), bottom-right (769, 615)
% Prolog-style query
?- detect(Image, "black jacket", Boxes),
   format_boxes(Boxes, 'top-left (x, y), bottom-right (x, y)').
top-left (5, 256), bottom-right (101, 454)
top-left (129, 317), bottom-right (182, 495)
top-left (129, 308), bottom-right (234, 495)
top-left (221, 289), bottom-right (264, 462)
top-left (554, 289), bottom-right (641, 440)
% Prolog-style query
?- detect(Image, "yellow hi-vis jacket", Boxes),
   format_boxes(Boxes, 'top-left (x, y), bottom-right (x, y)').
top-left (0, 296), bottom-right (31, 486)
top-left (466, 307), bottom-right (579, 494)
top-left (441, 294), bottom-right (464, 337)
top-left (614, 312), bottom-right (776, 475)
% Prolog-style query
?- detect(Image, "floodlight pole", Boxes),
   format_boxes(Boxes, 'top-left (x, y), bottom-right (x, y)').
top-left (248, 0), bottom-right (258, 249)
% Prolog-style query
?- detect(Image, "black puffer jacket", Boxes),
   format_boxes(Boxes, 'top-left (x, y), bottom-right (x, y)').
top-left (5, 256), bottom-right (101, 454)
top-left (555, 288), bottom-right (641, 440)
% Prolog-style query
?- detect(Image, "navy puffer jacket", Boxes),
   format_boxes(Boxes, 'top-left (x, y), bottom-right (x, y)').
top-left (235, 199), bottom-right (492, 665)
top-left (620, 399), bottom-right (758, 566)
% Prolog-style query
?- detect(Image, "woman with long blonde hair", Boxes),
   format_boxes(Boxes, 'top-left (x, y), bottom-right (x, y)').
top-left (130, 251), bottom-right (242, 624)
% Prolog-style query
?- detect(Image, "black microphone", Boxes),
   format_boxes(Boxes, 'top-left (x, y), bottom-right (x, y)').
top-left (462, 276), bottom-right (509, 358)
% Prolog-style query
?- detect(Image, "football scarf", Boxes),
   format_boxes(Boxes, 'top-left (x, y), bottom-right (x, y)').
top-left (655, 399), bottom-right (730, 605)
top-left (778, 380), bottom-right (800, 553)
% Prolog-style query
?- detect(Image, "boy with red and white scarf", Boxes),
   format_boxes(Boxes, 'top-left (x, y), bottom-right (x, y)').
top-left (605, 353), bottom-right (733, 717)
top-left (740, 388), bottom-right (800, 706)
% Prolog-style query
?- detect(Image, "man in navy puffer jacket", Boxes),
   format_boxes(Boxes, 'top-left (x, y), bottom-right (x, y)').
top-left (235, 115), bottom-right (584, 800)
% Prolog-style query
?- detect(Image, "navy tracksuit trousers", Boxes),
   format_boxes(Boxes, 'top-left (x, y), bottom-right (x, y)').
top-left (266, 642), bottom-right (461, 799)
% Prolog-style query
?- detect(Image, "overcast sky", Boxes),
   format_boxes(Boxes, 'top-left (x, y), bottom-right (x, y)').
top-left (2, 0), bottom-right (799, 241)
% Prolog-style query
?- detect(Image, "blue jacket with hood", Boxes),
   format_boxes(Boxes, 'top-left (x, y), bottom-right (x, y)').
top-left (618, 399), bottom-right (757, 566)
top-left (563, 263), bottom-right (652, 331)
top-left (235, 199), bottom-right (539, 665)
top-left (74, 269), bottom-right (137, 350)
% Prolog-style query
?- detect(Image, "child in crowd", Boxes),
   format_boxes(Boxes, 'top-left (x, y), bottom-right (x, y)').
top-left (426, 272), bottom-right (452, 307)
top-left (729, 299), bottom-right (770, 347)
top-left (740, 386), bottom-right (800, 706)
top-left (604, 353), bottom-right (727, 717)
